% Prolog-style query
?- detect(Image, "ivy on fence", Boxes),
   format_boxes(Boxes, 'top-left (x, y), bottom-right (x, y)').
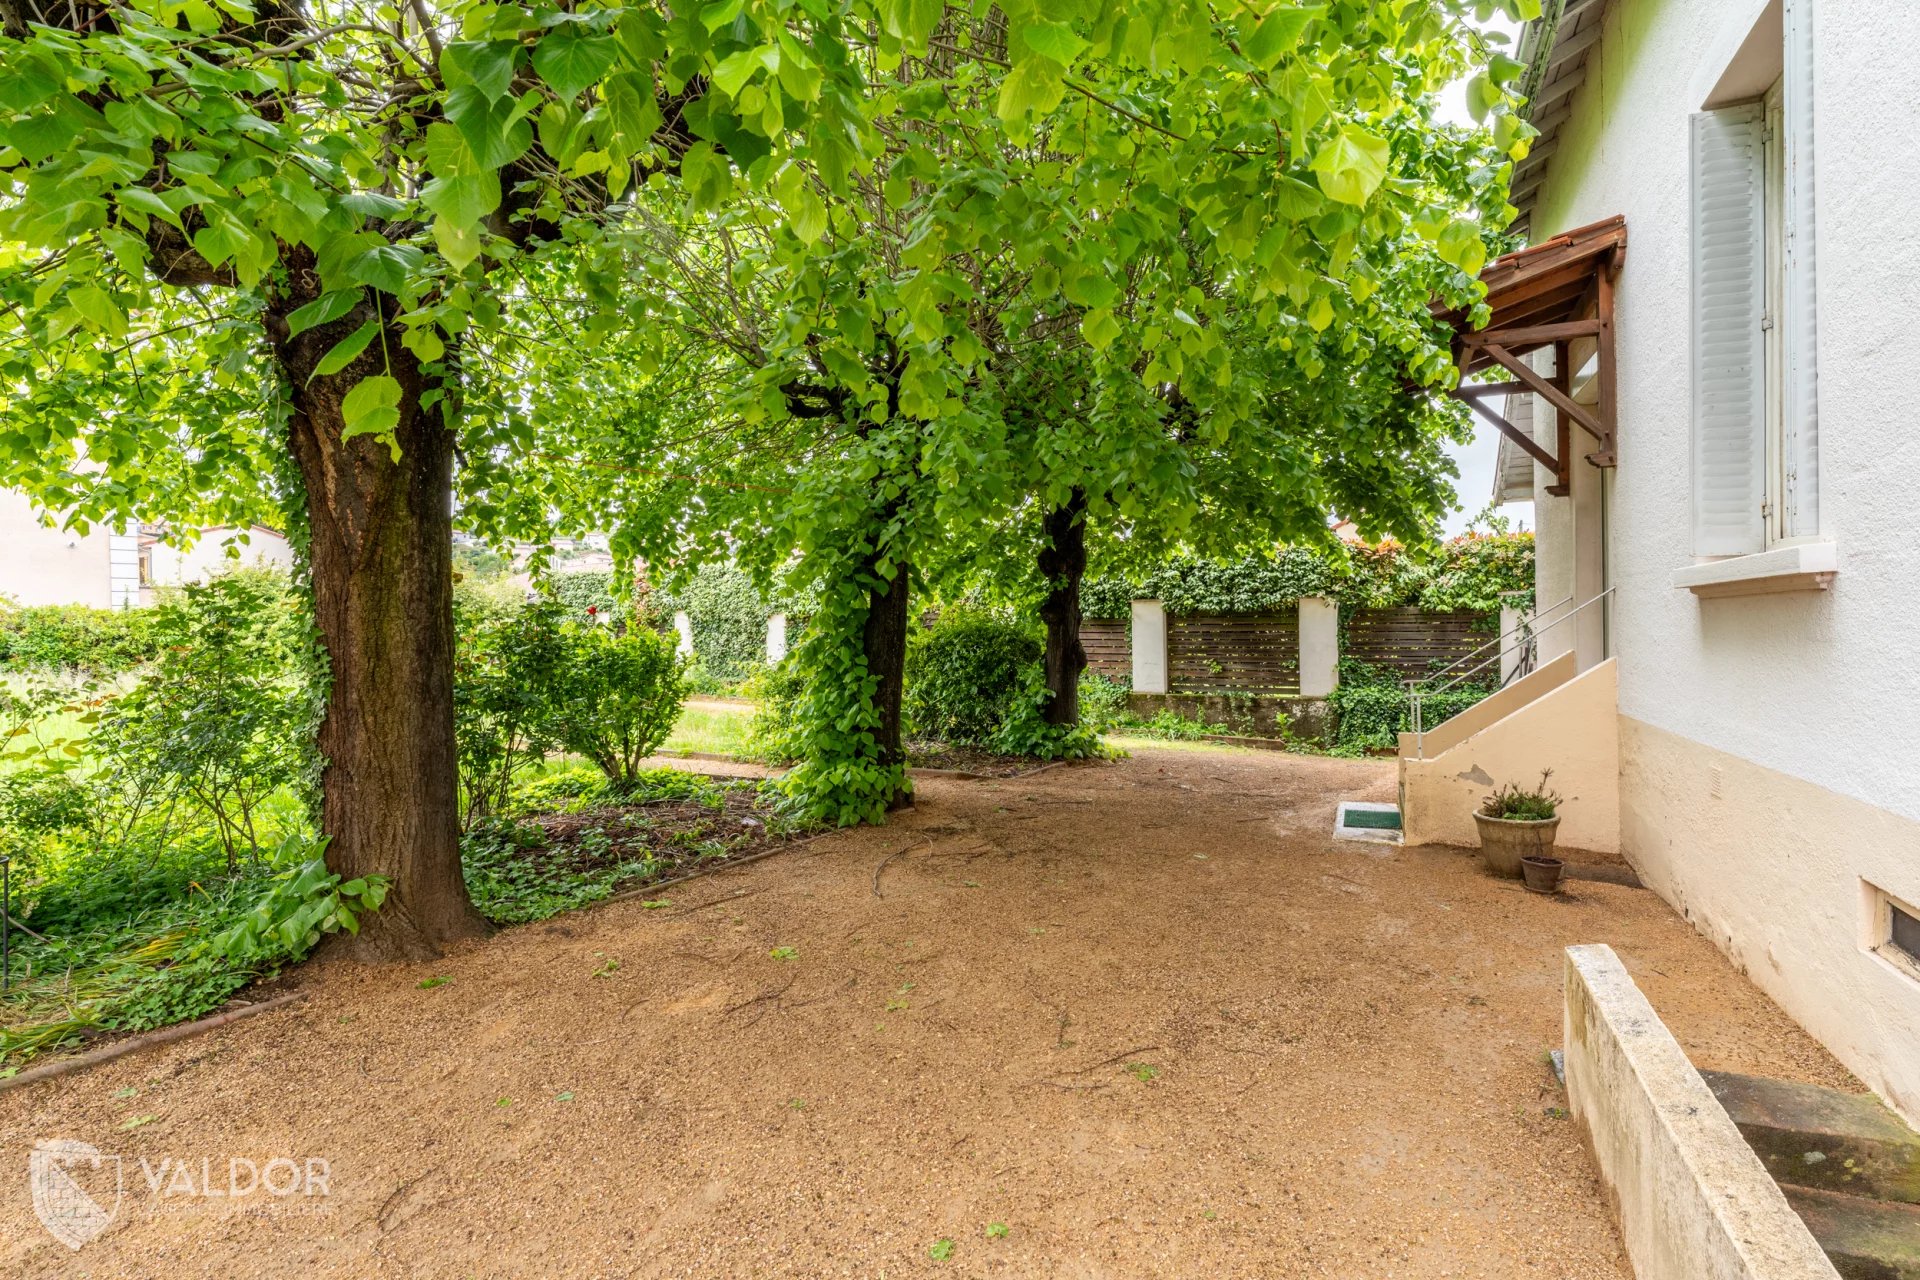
top-left (1081, 533), bottom-right (1534, 621)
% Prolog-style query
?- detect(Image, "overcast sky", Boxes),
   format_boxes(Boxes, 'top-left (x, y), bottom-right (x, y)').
top-left (1433, 15), bottom-right (1533, 537)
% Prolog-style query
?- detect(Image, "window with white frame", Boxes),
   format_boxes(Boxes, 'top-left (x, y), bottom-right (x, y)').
top-left (1690, 0), bottom-right (1819, 557)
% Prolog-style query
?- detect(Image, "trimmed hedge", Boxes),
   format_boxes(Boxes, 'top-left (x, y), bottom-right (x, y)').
top-left (0, 603), bottom-right (162, 673)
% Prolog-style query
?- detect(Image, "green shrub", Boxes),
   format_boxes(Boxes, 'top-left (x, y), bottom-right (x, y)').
top-left (1077, 672), bottom-right (1133, 733)
top-left (988, 666), bottom-right (1107, 760)
top-left (453, 599), bottom-right (571, 826)
top-left (90, 572), bottom-right (309, 870)
top-left (456, 600), bottom-right (687, 818)
top-left (904, 611), bottom-right (1041, 746)
top-left (0, 602), bottom-right (161, 673)
top-left (548, 623), bottom-right (687, 785)
top-left (743, 658), bottom-right (807, 765)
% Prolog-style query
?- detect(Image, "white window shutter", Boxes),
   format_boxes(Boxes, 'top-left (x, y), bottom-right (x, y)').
top-left (1782, 0), bottom-right (1820, 536)
top-left (1690, 105), bottom-right (1767, 557)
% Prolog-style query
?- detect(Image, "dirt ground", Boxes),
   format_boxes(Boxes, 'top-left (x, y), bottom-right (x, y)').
top-left (0, 747), bottom-right (1852, 1278)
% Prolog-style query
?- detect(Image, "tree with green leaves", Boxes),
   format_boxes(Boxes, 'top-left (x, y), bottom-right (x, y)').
top-left (0, 0), bottom-right (1538, 949)
top-left (480, 1), bottom-right (1533, 820)
top-left (0, 0), bottom-right (883, 954)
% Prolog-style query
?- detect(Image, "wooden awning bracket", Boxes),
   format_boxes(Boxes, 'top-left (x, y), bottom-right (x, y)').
top-left (1430, 215), bottom-right (1626, 498)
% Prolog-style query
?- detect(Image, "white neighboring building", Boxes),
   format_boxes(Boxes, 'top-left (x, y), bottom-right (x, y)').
top-left (1448, 0), bottom-right (1920, 1125)
top-left (140, 524), bottom-right (296, 602)
top-left (0, 488), bottom-right (293, 609)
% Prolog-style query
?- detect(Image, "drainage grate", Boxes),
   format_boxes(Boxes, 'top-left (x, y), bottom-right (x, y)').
top-left (1341, 808), bottom-right (1402, 831)
top-left (1333, 802), bottom-right (1403, 846)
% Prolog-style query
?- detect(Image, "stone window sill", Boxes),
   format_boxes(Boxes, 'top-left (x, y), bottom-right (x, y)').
top-left (1672, 541), bottom-right (1837, 599)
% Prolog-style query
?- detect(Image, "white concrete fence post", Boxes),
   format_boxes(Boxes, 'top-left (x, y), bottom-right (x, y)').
top-left (1129, 599), bottom-right (1168, 694)
top-left (766, 612), bottom-right (788, 663)
top-left (1499, 605), bottom-right (1524, 683)
top-left (1297, 596), bottom-right (1339, 697)
top-left (672, 610), bottom-right (695, 659)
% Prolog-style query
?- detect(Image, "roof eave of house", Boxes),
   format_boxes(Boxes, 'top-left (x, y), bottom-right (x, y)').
top-left (1509, 0), bottom-right (1613, 239)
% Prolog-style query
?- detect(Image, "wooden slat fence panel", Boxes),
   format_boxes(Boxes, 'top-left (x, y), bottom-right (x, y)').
top-left (1167, 612), bottom-right (1299, 695)
top-left (1081, 618), bottom-right (1131, 680)
top-left (1344, 608), bottom-right (1492, 680)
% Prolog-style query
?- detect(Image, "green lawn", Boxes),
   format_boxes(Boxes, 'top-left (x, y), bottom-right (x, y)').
top-left (661, 699), bottom-right (756, 757)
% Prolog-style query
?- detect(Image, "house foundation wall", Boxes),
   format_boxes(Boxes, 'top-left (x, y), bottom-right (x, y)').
top-left (1621, 716), bottom-right (1920, 1127)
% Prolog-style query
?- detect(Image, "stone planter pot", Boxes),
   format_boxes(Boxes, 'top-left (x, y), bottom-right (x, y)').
top-left (1473, 811), bottom-right (1560, 879)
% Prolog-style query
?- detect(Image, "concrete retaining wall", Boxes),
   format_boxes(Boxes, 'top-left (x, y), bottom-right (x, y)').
top-left (1563, 944), bottom-right (1839, 1280)
top-left (1124, 692), bottom-right (1330, 743)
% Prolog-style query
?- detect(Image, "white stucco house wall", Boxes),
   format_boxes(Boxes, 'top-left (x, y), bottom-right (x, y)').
top-left (0, 487), bottom-right (293, 609)
top-left (1480, 0), bottom-right (1920, 1124)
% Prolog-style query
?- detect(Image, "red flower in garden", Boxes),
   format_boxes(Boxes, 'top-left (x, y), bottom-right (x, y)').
top-left (587, 606), bottom-right (598, 616)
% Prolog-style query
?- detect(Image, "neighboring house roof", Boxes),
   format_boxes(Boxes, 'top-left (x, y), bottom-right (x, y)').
top-left (1512, 0), bottom-right (1615, 235)
top-left (136, 522), bottom-right (288, 546)
top-left (1493, 388), bottom-right (1538, 504)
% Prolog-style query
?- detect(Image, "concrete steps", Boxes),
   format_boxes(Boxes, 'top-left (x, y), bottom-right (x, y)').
top-left (1703, 1070), bottom-right (1920, 1278)
top-left (1783, 1187), bottom-right (1920, 1280)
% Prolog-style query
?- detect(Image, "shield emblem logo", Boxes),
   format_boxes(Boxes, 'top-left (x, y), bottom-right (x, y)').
top-left (30, 1138), bottom-right (122, 1250)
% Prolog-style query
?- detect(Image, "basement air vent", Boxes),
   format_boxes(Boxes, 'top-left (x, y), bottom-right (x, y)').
top-left (1891, 901), bottom-right (1920, 966)
top-left (1867, 882), bottom-right (1920, 982)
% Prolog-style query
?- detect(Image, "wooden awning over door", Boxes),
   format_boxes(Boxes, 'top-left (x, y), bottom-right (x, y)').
top-left (1434, 215), bottom-right (1625, 497)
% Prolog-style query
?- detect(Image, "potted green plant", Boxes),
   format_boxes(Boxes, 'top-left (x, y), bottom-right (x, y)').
top-left (1474, 771), bottom-right (1564, 892)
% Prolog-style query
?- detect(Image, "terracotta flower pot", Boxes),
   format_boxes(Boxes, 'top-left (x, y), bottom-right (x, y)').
top-left (1473, 811), bottom-right (1560, 879)
top-left (1520, 855), bottom-right (1566, 895)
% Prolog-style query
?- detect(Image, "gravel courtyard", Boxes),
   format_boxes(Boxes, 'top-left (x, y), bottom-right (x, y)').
top-left (0, 746), bottom-right (1850, 1278)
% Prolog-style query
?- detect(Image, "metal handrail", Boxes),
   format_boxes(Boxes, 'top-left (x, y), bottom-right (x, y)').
top-left (1406, 587), bottom-right (1614, 759)
top-left (1412, 592), bottom-right (1574, 689)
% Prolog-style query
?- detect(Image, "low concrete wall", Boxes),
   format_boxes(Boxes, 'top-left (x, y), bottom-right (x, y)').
top-left (1399, 658), bottom-right (1619, 853)
top-left (1564, 944), bottom-right (1840, 1280)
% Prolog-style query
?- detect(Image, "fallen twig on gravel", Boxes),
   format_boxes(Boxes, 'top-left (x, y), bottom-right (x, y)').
top-left (1056, 1045), bottom-right (1164, 1077)
top-left (871, 836), bottom-right (931, 899)
top-left (0, 993), bottom-right (308, 1094)
top-left (376, 1164), bottom-right (441, 1233)
top-left (670, 887), bottom-right (768, 917)
top-left (723, 975), bottom-right (798, 1025)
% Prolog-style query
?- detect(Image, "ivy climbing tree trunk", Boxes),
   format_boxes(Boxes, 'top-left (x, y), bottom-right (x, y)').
top-left (272, 296), bottom-right (491, 959)
top-left (862, 553), bottom-right (913, 810)
top-left (1037, 488), bottom-right (1088, 726)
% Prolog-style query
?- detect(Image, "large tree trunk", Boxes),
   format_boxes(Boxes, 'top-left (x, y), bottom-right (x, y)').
top-left (1037, 488), bottom-right (1088, 726)
top-left (270, 297), bottom-right (490, 959)
top-left (862, 553), bottom-right (913, 810)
